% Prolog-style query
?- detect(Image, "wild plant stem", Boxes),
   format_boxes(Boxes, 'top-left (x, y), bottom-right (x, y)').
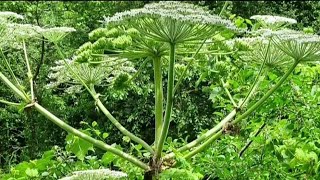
top-left (153, 57), bottom-right (163, 149)
top-left (220, 78), bottom-right (237, 107)
top-left (156, 43), bottom-right (175, 159)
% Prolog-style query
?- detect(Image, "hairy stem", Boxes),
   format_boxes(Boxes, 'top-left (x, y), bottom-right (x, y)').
top-left (153, 57), bottom-right (163, 149)
top-left (155, 43), bottom-right (175, 159)
top-left (33, 102), bottom-right (150, 170)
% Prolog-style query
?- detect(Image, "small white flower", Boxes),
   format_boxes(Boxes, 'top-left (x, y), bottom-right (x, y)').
top-left (0, 11), bottom-right (24, 20)
top-left (40, 27), bottom-right (76, 43)
top-left (250, 15), bottom-right (297, 25)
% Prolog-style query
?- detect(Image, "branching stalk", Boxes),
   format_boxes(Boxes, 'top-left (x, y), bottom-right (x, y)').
top-left (153, 57), bottom-right (163, 149)
top-left (184, 129), bottom-right (223, 159)
top-left (33, 102), bottom-right (150, 170)
top-left (156, 43), bottom-right (175, 159)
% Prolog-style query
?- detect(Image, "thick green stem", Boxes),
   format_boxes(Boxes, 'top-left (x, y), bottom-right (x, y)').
top-left (155, 43), bottom-right (175, 159)
top-left (183, 61), bottom-right (299, 159)
top-left (233, 61), bottom-right (298, 124)
top-left (94, 95), bottom-right (154, 154)
top-left (153, 57), bottom-right (163, 149)
top-left (22, 40), bottom-right (34, 101)
top-left (33, 103), bottom-right (150, 170)
top-left (0, 71), bottom-right (28, 102)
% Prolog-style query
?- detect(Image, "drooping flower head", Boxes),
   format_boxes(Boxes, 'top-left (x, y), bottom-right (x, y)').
top-left (103, 1), bottom-right (240, 44)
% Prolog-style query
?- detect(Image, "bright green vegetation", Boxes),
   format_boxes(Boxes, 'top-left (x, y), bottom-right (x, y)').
top-left (1, 1), bottom-right (320, 180)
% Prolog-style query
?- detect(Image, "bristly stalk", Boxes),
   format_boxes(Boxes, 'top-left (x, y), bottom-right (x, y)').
top-left (156, 43), bottom-right (175, 160)
top-left (153, 56), bottom-right (163, 149)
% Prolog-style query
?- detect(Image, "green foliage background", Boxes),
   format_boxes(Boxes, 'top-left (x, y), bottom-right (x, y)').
top-left (1, 1), bottom-right (320, 179)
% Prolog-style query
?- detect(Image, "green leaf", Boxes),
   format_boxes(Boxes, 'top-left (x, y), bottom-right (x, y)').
top-left (65, 130), bottom-right (94, 161)
top-left (92, 121), bottom-right (98, 127)
top-left (102, 132), bottom-right (109, 139)
top-left (122, 136), bottom-right (130, 143)
top-left (102, 152), bottom-right (116, 166)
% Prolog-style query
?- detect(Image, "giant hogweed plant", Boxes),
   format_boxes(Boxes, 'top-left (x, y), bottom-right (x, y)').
top-left (1, 2), bottom-right (320, 179)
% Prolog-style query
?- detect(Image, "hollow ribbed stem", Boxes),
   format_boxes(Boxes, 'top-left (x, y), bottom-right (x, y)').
top-left (155, 43), bottom-right (175, 159)
top-left (22, 40), bottom-right (34, 101)
top-left (0, 49), bottom-right (21, 88)
top-left (33, 102), bottom-right (150, 170)
top-left (153, 57), bottom-right (163, 149)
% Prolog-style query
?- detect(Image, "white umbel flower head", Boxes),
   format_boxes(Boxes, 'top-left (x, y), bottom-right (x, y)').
top-left (40, 27), bottom-right (76, 43)
top-left (59, 169), bottom-right (127, 180)
top-left (250, 15), bottom-right (297, 25)
top-left (0, 11), bottom-right (24, 21)
top-left (103, 1), bottom-right (239, 44)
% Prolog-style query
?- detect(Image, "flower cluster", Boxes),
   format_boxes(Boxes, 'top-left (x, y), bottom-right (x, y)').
top-left (103, 1), bottom-right (238, 31)
top-left (250, 15), bottom-right (297, 25)
top-left (59, 169), bottom-right (127, 180)
top-left (40, 27), bottom-right (76, 43)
